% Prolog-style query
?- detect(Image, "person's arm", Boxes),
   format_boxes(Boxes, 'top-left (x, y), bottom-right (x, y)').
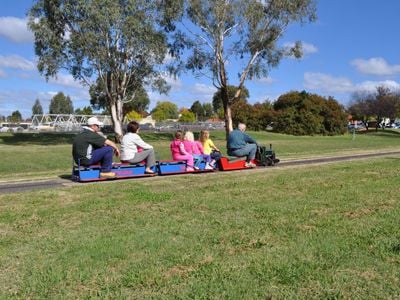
top-left (209, 139), bottom-right (220, 152)
top-left (133, 134), bottom-right (153, 149)
top-left (179, 142), bottom-right (189, 155)
top-left (197, 141), bottom-right (205, 154)
top-left (105, 139), bottom-right (120, 157)
top-left (244, 133), bottom-right (257, 145)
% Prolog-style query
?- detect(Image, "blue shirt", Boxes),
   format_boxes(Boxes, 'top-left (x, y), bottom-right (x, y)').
top-left (227, 129), bottom-right (257, 151)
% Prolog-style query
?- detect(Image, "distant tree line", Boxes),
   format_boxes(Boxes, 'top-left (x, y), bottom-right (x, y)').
top-left (141, 87), bottom-right (349, 136)
top-left (7, 84), bottom-right (400, 137)
top-left (347, 85), bottom-right (400, 129)
top-left (30, 92), bottom-right (93, 118)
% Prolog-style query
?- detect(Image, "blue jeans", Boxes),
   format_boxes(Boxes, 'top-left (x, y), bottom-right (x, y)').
top-left (228, 144), bottom-right (257, 162)
top-left (193, 154), bottom-right (212, 167)
top-left (88, 146), bottom-right (114, 172)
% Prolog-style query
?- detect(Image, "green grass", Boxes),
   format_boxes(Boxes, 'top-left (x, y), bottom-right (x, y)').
top-left (1, 129), bottom-right (400, 181)
top-left (1, 157), bottom-right (400, 298)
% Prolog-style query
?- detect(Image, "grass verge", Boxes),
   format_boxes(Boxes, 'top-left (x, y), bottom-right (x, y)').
top-left (1, 156), bottom-right (399, 298)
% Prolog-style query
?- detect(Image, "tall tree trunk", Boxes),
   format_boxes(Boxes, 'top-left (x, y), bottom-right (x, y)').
top-left (110, 99), bottom-right (124, 143)
top-left (221, 86), bottom-right (233, 139)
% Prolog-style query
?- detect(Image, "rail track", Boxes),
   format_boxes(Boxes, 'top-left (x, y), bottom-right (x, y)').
top-left (1, 150), bottom-right (399, 194)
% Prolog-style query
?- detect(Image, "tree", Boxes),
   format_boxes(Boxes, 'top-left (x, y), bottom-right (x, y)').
top-left (179, 108), bottom-right (196, 122)
top-left (190, 100), bottom-right (205, 120)
top-left (151, 101), bottom-right (179, 121)
top-left (9, 110), bottom-right (22, 123)
top-left (29, 0), bottom-right (178, 140)
top-left (348, 90), bottom-right (375, 124)
top-left (348, 86), bottom-right (400, 130)
top-left (212, 86), bottom-right (249, 114)
top-left (32, 99), bottom-right (43, 115)
top-left (90, 80), bottom-right (151, 117)
top-left (249, 101), bottom-right (275, 131)
top-left (202, 103), bottom-right (214, 119)
top-left (374, 86), bottom-right (400, 127)
top-left (74, 106), bottom-right (93, 115)
top-left (273, 91), bottom-right (347, 135)
top-left (125, 110), bottom-right (143, 122)
top-left (177, 0), bottom-right (316, 137)
top-left (49, 92), bottom-right (74, 114)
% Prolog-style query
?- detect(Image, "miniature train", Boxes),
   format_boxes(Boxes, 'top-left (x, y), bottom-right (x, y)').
top-left (72, 145), bottom-right (279, 182)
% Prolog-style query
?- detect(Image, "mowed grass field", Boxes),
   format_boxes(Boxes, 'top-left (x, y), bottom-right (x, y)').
top-left (1, 130), bottom-right (400, 298)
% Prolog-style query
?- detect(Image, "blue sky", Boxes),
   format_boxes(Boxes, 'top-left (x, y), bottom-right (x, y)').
top-left (1, 0), bottom-right (400, 119)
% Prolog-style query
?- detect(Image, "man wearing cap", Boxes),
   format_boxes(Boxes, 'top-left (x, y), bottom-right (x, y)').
top-left (73, 116), bottom-right (120, 178)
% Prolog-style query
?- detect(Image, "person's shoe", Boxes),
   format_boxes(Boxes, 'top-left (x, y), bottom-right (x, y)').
top-left (205, 163), bottom-right (214, 170)
top-left (145, 169), bottom-right (155, 174)
top-left (245, 162), bottom-right (257, 168)
top-left (186, 167), bottom-right (194, 172)
top-left (100, 171), bottom-right (116, 178)
top-left (209, 160), bottom-right (216, 167)
top-left (193, 166), bottom-right (200, 170)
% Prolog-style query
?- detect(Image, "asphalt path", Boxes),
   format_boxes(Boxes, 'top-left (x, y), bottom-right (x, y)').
top-left (1, 150), bottom-right (399, 195)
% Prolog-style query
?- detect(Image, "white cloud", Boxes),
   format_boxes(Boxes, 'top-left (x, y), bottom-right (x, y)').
top-left (162, 73), bottom-right (182, 92)
top-left (253, 77), bottom-right (274, 84)
top-left (351, 57), bottom-right (400, 76)
top-left (0, 69), bottom-right (6, 78)
top-left (354, 80), bottom-right (400, 93)
top-left (0, 17), bottom-right (33, 43)
top-left (48, 73), bottom-right (85, 89)
top-left (0, 55), bottom-right (35, 71)
top-left (283, 41), bottom-right (318, 56)
top-left (192, 83), bottom-right (216, 98)
top-left (304, 72), bottom-right (354, 93)
top-left (304, 72), bottom-right (400, 95)
top-left (147, 81), bottom-right (216, 111)
top-left (301, 42), bottom-right (318, 55)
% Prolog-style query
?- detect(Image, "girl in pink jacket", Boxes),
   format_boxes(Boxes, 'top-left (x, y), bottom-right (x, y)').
top-left (183, 131), bottom-right (214, 170)
top-left (170, 130), bottom-right (195, 171)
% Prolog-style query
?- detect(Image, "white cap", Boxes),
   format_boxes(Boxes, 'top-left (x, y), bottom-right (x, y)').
top-left (87, 117), bottom-right (103, 126)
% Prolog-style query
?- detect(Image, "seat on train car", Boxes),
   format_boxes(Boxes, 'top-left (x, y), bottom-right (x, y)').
top-left (218, 156), bottom-right (254, 171)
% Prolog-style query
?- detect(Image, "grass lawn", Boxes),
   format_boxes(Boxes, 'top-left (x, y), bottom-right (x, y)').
top-left (1, 156), bottom-right (400, 298)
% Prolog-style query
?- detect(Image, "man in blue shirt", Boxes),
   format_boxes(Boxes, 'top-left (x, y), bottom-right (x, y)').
top-left (227, 123), bottom-right (257, 168)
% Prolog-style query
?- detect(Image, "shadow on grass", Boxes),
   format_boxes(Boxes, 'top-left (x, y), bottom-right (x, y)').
top-left (356, 129), bottom-right (400, 137)
top-left (0, 133), bottom-right (76, 145)
top-left (59, 174), bottom-right (73, 180)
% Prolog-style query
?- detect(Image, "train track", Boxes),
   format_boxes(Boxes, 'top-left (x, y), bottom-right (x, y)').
top-left (1, 150), bottom-right (399, 194)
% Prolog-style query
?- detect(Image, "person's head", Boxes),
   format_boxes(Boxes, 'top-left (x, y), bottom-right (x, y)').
top-left (238, 123), bottom-right (246, 132)
top-left (184, 131), bottom-right (194, 142)
top-left (174, 130), bottom-right (183, 141)
top-left (87, 117), bottom-right (103, 132)
top-left (127, 121), bottom-right (140, 133)
top-left (200, 130), bottom-right (209, 142)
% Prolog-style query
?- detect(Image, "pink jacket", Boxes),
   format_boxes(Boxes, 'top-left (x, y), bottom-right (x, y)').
top-left (170, 139), bottom-right (188, 157)
top-left (183, 140), bottom-right (204, 155)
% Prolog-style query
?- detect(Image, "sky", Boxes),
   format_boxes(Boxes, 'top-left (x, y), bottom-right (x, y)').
top-left (1, 0), bottom-right (400, 119)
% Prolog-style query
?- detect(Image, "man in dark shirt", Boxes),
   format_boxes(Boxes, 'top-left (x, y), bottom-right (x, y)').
top-left (227, 123), bottom-right (257, 168)
top-left (73, 117), bottom-right (120, 178)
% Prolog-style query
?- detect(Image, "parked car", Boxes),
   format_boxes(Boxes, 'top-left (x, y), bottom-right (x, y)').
top-left (348, 122), bottom-right (365, 131)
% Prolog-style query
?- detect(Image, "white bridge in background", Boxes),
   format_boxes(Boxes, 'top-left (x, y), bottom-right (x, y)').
top-left (31, 114), bottom-right (113, 132)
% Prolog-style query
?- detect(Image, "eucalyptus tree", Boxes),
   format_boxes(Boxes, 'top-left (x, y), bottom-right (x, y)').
top-left (49, 92), bottom-right (74, 114)
top-left (32, 99), bottom-right (43, 116)
top-left (178, 0), bottom-right (316, 136)
top-left (28, 0), bottom-right (179, 140)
